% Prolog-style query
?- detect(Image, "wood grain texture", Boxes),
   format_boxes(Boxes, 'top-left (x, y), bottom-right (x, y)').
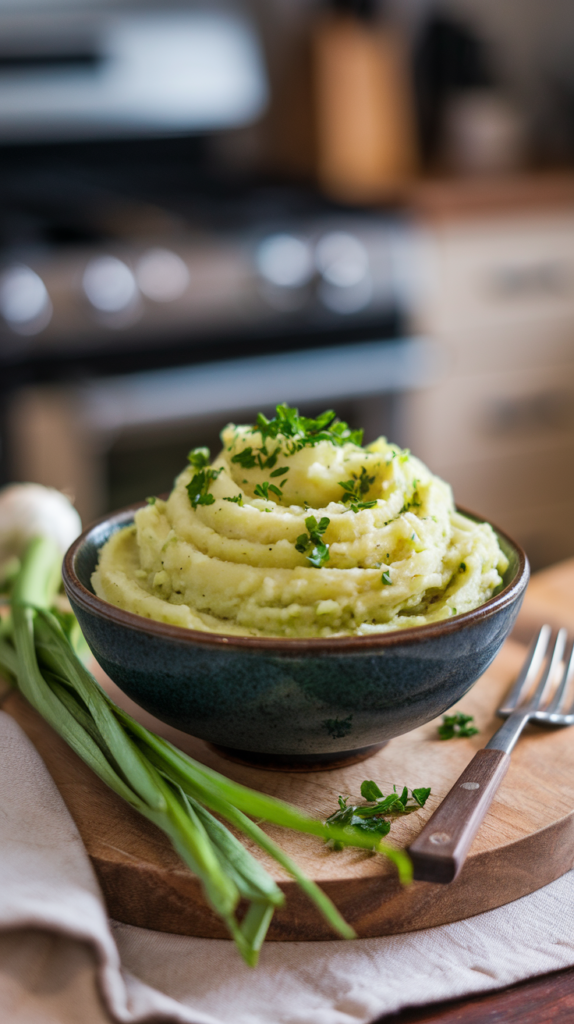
top-left (513, 557), bottom-right (574, 644)
top-left (409, 748), bottom-right (510, 883)
top-left (4, 635), bottom-right (574, 941)
top-left (374, 964), bottom-right (574, 1023)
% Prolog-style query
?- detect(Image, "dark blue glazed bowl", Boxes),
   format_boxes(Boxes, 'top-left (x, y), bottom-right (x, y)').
top-left (63, 502), bottom-right (529, 771)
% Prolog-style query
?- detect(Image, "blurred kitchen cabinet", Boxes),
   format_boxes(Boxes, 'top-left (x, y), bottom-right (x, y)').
top-left (403, 176), bottom-right (574, 569)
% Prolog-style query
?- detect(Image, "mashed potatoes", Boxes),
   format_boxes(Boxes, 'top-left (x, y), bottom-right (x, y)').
top-left (92, 407), bottom-right (508, 637)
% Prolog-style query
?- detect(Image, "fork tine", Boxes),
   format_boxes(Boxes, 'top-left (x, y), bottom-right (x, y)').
top-left (556, 643), bottom-right (574, 716)
top-left (500, 624), bottom-right (551, 713)
top-left (531, 628), bottom-right (568, 711)
top-left (544, 633), bottom-right (572, 714)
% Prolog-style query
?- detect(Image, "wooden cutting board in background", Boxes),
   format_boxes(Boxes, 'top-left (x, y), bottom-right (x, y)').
top-left (3, 613), bottom-right (574, 941)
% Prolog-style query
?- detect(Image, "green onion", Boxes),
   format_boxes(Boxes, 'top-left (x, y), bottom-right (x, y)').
top-left (0, 537), bottom-right (411, 964)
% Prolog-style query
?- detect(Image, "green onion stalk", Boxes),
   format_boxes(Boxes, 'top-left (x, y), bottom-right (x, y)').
top-left (0, 537), bottom-right (411, 965)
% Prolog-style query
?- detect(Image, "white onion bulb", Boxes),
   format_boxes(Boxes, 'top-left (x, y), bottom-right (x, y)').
top-left (0, 484), bottom-right (82, 565)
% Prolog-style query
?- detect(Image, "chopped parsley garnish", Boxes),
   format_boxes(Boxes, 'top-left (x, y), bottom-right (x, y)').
top-left (348, 500), bottom-right (377, 513)
top-left (326, 780), bottom-right (431, 844)
top-left (232, 445), bottom-right (281, 472)
top-left (253, 404), bottom-right (363, 453)
top-left (381, 571), bottom-right (392, 585)
top-left (223, 494), bottom-right (244, 506)
top-left (187, 447), bottom-right (211, 470)
top-left (459, 562), bottom-right (467, 573)
top-left (231, 447), bottom-right (257, 469)
top-left (254, 481), bottom-right (283, 501)
top-left (145, 496), bottom-right (157, 505)
top-left (269, 466), bottom-right (289, 478)
top-left (338, 467), bottom-right (377, 512)
top-left (295, 515), bottom-right (330, 568)
top-left (186, 467), bottom-right (223, 509)
top-left (438, 713), bottom-right (479, 740)
top-left (360, 780), bottom-right (383, 801)
top-left (399, 496), bottom-right (422, 514)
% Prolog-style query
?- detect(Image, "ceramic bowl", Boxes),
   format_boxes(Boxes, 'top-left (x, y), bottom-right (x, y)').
top-left (63, 502), bottom-right (529, 771)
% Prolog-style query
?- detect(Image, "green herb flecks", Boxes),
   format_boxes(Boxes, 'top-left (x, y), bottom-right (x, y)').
top-left (253, 404), bottom-right (363, 454)
top-left (254, 482), bottom-right (283, 501)
top-left (187, 447), bottom-right (211, 470)
top-left (438, 713), bottom-right (479, 740)
top-left (381, 571), bottom-right (392, 586)
top-left (223, 495), bottom-right (244, 506)
top-left (145, 496), bottom-right (157, 505)
top-left (295, 515), bottom-right (330, 568)
top-left (231, 447), bottom-right (257, 469)
top-left (399, 497), bottom-right (421, 515)
top-left (326, 780), bottom-right (431, 845)
top-left (187, 467), bottom-right (223, 509)
top-left (338, 467), bottom-right (377, 513)
top-left (231, 445), bottom-right (281, 473)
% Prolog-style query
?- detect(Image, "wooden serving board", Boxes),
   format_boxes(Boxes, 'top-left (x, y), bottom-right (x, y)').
top-left (3, 632), bottom-right (574, 941)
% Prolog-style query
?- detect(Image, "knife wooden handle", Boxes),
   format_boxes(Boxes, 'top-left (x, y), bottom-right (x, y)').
top-left (408, 748), bottom-right (510, 883)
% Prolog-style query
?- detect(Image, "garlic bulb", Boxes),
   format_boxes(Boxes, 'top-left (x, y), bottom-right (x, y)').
top-left (0, 484), bottom-right (82, 565)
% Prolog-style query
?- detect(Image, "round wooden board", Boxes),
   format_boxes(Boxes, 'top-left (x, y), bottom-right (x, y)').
top-left (4, 637), bottom-right (574, 941)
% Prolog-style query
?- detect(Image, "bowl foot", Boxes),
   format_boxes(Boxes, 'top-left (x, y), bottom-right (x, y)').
top-left (207, 741), bottom-right (388, 772)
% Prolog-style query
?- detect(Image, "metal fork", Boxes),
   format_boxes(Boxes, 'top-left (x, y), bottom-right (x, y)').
top-left (408, 625), bottom-right (574, 883)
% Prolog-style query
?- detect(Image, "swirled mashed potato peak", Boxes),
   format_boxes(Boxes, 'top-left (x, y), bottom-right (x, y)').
top-left (92, 407), bottom-right (508, 637)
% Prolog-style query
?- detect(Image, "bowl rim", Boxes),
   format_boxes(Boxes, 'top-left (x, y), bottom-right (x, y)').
top-left (63, 499), bottom-right (529, 653)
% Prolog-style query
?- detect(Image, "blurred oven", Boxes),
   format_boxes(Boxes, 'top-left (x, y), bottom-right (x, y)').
top-left (0, 1), bottom-right (441, 520)
top-left (1, 205), bottom-right (439, 521)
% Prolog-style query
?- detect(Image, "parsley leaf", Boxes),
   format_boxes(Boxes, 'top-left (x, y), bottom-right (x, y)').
top-left (145, 496), bottom-right (157, 505)
top-left (223, 494), bottom-right (244, 506)
top-left (231, 447), bottom-right (257, 469)
top-left (348, 501), bottom-right (377, 513)
top-left (326, 779), bottom-right (432, 844)
top-left (187, 447), bottom-right (211, 470)
top-left (254, 481), bottom-right (284, 501)
top-left (381, 571), bottom-right (392, 585)
top-left (186, 467), bottom-right (223, 509)
top-left (412, 787), bottom-right (431, 807)
top-left (253, 404), bottom-right (363, 452)
top-left (399, 496), bottom-right (422, 514)
top-left (438, 713), bottom-right (479, 740)
top-left (338, 467), bottom-right (376, 511)
top-left (360, 780), bottom-right (383, 801)
top-left (295, 515), bottom-right (330, 568)
top-left (269, 466), bottom-right (289, 478)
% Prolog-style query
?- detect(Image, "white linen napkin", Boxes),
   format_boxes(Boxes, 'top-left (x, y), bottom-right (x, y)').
top-left (3, 707), bottom-right (574, 1024)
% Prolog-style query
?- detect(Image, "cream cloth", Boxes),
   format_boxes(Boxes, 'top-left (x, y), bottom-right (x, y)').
top-left (2, 708), bottom-right (574, 1024)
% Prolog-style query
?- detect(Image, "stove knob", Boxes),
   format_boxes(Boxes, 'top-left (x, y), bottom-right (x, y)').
top-left (315, 231), bottom-right (372, 314)
top-left (136, 247), bottom-right (190, 302)
top-left (0, 264), bottom-right (52, 335)
top-left (256, 234), bottom-right (313, 289)
top-left (83, 256), bottom-right (138, 314)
